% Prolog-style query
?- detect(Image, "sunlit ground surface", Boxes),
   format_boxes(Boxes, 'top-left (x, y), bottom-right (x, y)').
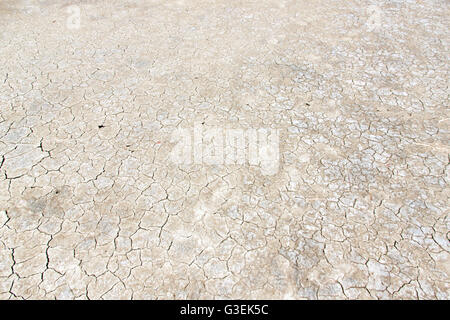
top-left (0, 0), bottom-right (449, 299)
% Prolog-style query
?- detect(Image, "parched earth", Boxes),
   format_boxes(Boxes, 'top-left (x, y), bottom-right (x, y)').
top-left (0, 0), bottom-right (449, 299)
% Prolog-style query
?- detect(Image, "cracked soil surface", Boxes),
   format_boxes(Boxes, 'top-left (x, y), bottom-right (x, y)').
top-left (0, 0), bottom-right (449, 299)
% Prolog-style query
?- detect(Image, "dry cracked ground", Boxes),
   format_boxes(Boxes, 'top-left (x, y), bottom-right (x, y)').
top-left (0, 0), bottom-right (449, 300)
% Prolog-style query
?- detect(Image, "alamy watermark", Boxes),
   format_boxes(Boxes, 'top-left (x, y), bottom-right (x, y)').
top-left (66, 5), bottom-right (81, 30)
top-left (170, 124), bottom-right (280, 176)
top-left (365, 5), bottom-right (383, 32)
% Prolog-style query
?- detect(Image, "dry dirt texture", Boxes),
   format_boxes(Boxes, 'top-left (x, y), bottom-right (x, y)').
top-left (0, 0), bottom-right (449, 299)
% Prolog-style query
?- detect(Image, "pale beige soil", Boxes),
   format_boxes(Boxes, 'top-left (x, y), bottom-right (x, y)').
top-left (0, 0), bottom-right (449, 299)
